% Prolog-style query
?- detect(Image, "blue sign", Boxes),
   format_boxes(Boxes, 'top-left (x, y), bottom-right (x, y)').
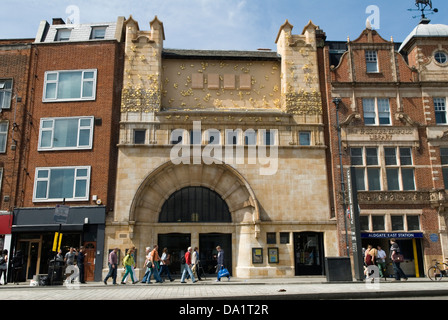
top-left (361, 232), bottom-right (423, 239)
top-left (430, 233), bottom-right (439, 242)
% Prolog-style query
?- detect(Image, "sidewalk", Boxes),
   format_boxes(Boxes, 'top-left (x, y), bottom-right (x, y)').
top-left (1, 276), bottom-right (448, 300)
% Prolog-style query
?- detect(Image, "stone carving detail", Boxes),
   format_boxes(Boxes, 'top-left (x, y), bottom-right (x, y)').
top-left (285, 89), bottom-right (322, 115)
top-left (121, 75), bottom-right (161, 113)
top-left (357, 191), bottom-right (431, 204)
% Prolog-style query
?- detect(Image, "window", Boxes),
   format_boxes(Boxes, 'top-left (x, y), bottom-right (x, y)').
top-left (170, 129), bottom-right (184, 145)
top-left (384, 147), bottom-right (415, 191)
top-left (244, 130), bottom-right (257, 146)
top-left (280, 232), bottom-right (290, 244)
top-left (43, 70), bottom-right (97, 102)
top-left (441, 148), bottom-right (448, 189)
top-left (407, 215), bottom-right (420, 230)
top-left (391, 215), bottom-right (404, 231)
top-left (267, 233), bottom-right (276, 244)
top-left (55, 29), bottom-right (72, 41)
top-left (205, 129), bottom-right (220, 145)
top-left (226, 130), bottom-right (239, 145)
top-left (38, 117), bottom-right (94, 150)
top-left (372, 215), bottom-right (385, 231)
top-left (360, 216), bottom-right (369, 231)
top-left (365, 50), bottom-right (378, 72)
top-left (34, 166), bottom-right (91, 202)
top-left (91, 27), bottom-right (107, 40)
top-left (435, 51), bottom-right (448, 64)
top-left (434, 98), bottom-right (447, 124)
top-left (299, 132), bottom-right (311, 146)
top-left (350, 147), bottom-right (381, 191)
top-left (0, 122), bottom-right (8, 153)
top-left (0, 79), bottom-right (12, 109)
top-left (134, 129), bottom-right (146, 144)
top-left (362, 98), bottom-right (391, 125)
top-left (262, 130), bottom-right (276, 146)
top-left (190, 129), bottom-right (201, 145)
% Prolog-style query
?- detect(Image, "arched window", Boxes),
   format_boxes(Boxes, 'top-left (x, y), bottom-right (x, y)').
top-left (159, 187), bottom-right (232, 223)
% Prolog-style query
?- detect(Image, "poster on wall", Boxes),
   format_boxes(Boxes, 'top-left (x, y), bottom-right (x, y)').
top-left (268, 248), bottom-right (279, 263)
top-left (252, 248), bottom-right (263, 264)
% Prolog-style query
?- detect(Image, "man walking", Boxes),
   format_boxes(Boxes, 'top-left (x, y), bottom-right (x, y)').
top-left (180, 247), bottom-right (197, 283)
top-left (104, 248), bottom-right (118, 285)
top-left (216, 245), bottom-right (230, 282)
top-left (390, 239), bottom-right (408, 281)
top-left (147, 244), bottom-right (163, 283)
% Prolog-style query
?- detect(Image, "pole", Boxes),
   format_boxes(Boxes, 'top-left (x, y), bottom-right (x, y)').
top-left (333, 98), bottom-right (350, 257)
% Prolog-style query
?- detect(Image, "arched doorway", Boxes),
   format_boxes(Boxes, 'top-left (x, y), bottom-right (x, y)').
top-left (158, 187), bottom-right (233, 275)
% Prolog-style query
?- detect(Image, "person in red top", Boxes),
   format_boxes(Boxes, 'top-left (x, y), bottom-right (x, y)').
top-left (180, 247), bottom-right (197, 283)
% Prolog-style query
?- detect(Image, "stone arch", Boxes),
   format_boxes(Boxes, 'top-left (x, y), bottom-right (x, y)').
top-left (129, 160), bottom-right (260, 224)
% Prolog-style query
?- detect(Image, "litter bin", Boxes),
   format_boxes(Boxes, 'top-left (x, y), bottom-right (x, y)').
top-left (48, 259), bottom-right (64, 285)
top-left (325, 257), bottom-right (352, 282)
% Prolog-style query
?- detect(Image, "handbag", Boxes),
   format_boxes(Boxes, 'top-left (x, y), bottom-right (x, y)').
top-left (392, 252), bottom-right (404, 263)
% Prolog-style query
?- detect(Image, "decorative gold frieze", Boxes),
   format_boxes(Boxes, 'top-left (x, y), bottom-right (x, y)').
top-left (284, 89), bottom-right (322, 115)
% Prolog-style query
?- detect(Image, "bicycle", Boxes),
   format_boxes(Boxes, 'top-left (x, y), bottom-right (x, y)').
top-left (427, 259), bottom-right (448, 281)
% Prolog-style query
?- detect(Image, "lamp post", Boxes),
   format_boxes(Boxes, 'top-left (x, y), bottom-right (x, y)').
top-left (333, 98), bottom-right (350, 257)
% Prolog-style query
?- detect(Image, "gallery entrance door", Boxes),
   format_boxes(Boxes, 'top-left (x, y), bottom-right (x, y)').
top-left (199, 233), bottom-right (232, 275)
top-left (158, 233), bottom-right (191, 275)
top-left (294, 232), bottom-right (324, 276)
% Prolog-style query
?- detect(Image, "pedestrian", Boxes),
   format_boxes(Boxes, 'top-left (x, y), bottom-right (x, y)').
top-left (77, 246), bottom-right (87, 284)
top-left (192, 247), bottom-right (201, 281)
top-left (364, 244), bottom-right (377, 282)
top-left (11, 250), bottom-right (23, 284)
top-left (123, 246), bottom-right (138, 283)
top-left (376, 245), bottom-right (387, 280)
top-left (180, 247), bottom-right (197, 283)
top-left (141, 247), bottom-right (152, 283)
top-left (0, 249), bottom-right (8, 285)
top-left (121, 248), bottom-right (137, 284)
top-left (390, 239), bottom-right (408, 281)
top-left (64, 247), bottom-right (78, 283)
top-left (159, 247), bottom-right (174, 282)
top-left (216, 245), bottom-right (229, 282)
top-left (147, 244), bottom-right (163, 283)
top-left (104, 247), bottom-right (118, 285)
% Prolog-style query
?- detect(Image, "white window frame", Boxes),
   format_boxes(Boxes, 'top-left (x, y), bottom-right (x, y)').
top-left (38, 116), bottom-right (94, 151)
top-left (55, 29), bottom-right (72, 42)
top-left (33, 166), bottom-right (91, 202)
top-left (90, 27), bottom-right (107, 40)
top-left (0, 79), bottom-right (13, 109)
top-left (434, 97), bottom-right (447, 124)
top-left (350, 147), bottom-right (381, 191)
top-left (0, 122), bottom-right (8, 153)
top-left (362, 98), bottom-right (391, 126)
top-left (365, 50), bottom-right (379, 73)
top-left (384, 147), bottom-right (415, 191)
top-left (43, 69), bottom-right (97, 102)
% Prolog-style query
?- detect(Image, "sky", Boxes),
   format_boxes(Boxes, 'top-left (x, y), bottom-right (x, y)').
top-left (1, 0), bottom-right (447, 50)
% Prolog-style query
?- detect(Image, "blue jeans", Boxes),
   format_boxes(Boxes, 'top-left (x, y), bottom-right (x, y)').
top-left (159, 265), bottom-right (173, 280)
top-left (141, 267), bottom-right (150, 283)
top-left (146, 264), bottom-right (162, 283)
top-left (104, 263), bottom-right (117, 284)
top-left (181, 264), bottom-right (196, 283)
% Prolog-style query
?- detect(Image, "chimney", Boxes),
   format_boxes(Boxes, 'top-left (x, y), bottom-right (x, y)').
top-left (52, 18), bottom-right (66, 25)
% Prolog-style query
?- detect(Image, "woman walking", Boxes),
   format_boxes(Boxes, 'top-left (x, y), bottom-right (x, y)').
top-left (121, 248), bottom-right (137, 284)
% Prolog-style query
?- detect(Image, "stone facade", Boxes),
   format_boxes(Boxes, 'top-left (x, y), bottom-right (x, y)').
top-left (106, 17), bottom-right (337, 279)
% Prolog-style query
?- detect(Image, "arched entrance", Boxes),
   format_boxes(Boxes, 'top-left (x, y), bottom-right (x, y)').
top-left (128, 161), bottom-right (260, 278)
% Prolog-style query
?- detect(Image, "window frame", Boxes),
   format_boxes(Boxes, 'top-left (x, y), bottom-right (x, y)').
top-left (55, 28), bottom-right (72, 42)
top-left (133, 129), bottom-right (146, 145)
top-left (33, 166), bottom-right (91, 202)
top-left (434, 97), bottom-right (447, 125)
top-left (90, 27), bottom-right (107, 40)
top-left (0, 122), bottom-right (8, 153)
top-left (0, 79), bottom-right (13, 109)
top-left (434, 51), bottom-right (448, 65)
top-left (43, 69), bottom-right (98, 103)
top-left (299, 131), bottom-right (311, 146)
top-left (384, 147), bottom-right (415, 191)
top-left (362, 98), bottom-right (391, 126)
top-left (350, 147), bottom-right (381, 191)
top-left (365, 50), bottom-right (379, 73)
top-left (38, 116), bottom-right (94, 151)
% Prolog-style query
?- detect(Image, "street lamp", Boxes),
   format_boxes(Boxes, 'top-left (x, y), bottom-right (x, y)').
top-left (333, 98), bottom-right (350, 257)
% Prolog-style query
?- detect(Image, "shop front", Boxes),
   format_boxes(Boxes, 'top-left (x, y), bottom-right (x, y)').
top-left (361, 232), bottom-right (424, 277)
top-left (11, 206), bottom-right (106, 282)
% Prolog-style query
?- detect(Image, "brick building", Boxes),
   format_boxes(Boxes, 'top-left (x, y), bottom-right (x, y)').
top-left (9, 18), bottom-right (125, 282)
top-left (0, 38), bottom-right (33, 264)
top-left (320, 19), bottom-right (448, 277)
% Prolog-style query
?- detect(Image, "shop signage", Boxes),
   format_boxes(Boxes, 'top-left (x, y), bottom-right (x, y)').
top-left (361, 232), bottom-right (424, 239)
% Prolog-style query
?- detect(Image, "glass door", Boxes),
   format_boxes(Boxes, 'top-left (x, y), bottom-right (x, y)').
top-left (294, 232), bottom-right (324, 276)
top-left (17, 239), bottom-right (42, 280)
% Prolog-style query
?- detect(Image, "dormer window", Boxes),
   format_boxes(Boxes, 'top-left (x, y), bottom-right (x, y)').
top-left (55, 29), bottom-right (72, 41)
top-left (365, 50), bottom-right (378, 73)
top-left (91, 27), bottom-right (107, 40)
